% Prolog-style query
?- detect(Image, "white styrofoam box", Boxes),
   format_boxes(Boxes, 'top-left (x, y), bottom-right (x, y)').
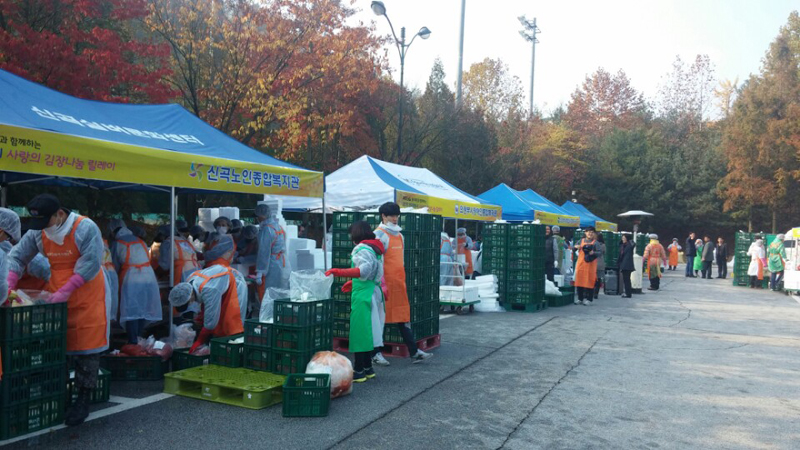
top-left (475, 275), bottom-right (497, 283)
top-left (296, 250), bottom-right (315, 271)
top-left (324, 251), bottom-right (332, 271)
top-left (288, 238), bottom-right (316, 251)
top-left (553, 275), bottom-right (564, 287)
top-left (198, 208), bottom-right (219, 222)
top-left (439, 285), bottom-right (480, 303)
top-left (478, 293), bottom-right (500, 300)
top-left (231, 263), bottom-right (253, 276)
top-left (285, 225), bottom-right (299, 240)
top-left (199, 220), bottom-right (215, 232)
top-left (258, 199), bottom-right (283, 218)
top-left (471, 250), bottom-right (482, 273)
top-left (218, 206), bottom-right (240, 220)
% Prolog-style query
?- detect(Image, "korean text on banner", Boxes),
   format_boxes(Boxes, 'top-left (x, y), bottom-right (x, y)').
top-left (533, 210), bottom-right (580, 227)
top-left (0, 125), bottom-right (324, 197)
top-left (396, 190), bottom-right (501, 221)
top-left (595, 221), bottom-right (618, 232)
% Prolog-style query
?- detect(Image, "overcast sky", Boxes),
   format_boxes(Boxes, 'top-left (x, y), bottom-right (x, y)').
top-left (351, 0), bottom-right (798, 117)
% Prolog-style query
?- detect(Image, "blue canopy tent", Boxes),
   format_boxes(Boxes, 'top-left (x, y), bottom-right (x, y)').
top-left (560, 201), bottom-right (618, 231)
top-left (478, 184), bottom-right (579, 226)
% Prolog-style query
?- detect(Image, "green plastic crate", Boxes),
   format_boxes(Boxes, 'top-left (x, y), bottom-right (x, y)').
top-left (100, 355), bottom-right (169, 380)
top-left (1, 335), bottom-right (66, 375)
top-left (333, 212), bottom-right (361, 230)
top-left (271, 349), bottom-right (315, 375)
top-left (0, 393), bottom-right (64, 440)
top-left (172, 348), bottom-right (211, 371)
top-left (282, 373), bottom-right (331, 417)
top-left (0, 364), bottom-right (66, 407)
top-left (0, 301), bottom-right (67, 341)
top-left (210, 334), bottom-right (244, 368)
top-left (274, 298), bottom-right (332, 327)
top-left (243, 345), bottom-right (272, 371)
top-left (333, 301), bottom-right (351, 320)
top-left (66, 368), bottom-right (110, 405)
top-left (273, 323), bottom-right (332, 352)
top-left (244, 320), bottom-right (272, 348)
top-left (333, 319), bottom-right (350, 338)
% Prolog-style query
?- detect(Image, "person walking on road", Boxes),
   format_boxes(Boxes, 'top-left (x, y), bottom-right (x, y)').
top-left (767, 234), bottom-right (787, 291)
top-left (643, 234), bottom-right (668, 291)
top-left (618, 234), bottom-right (635, 298)
top-left (573, 227), bottom-right (600, 305)
top-left (667, 238), bottom-right (681, 271)
top-left (701, 236), bottom-right (715, 279)
top-left (685, 232), bottom-right (697, 277)
top-left (716, 237), bottom-right (728, 279)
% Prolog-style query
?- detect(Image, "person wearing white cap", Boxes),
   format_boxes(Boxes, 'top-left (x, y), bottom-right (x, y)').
top-left (747, 238), bottom-right (766, 288)
top-left (254, 203), bottom-right (290, 302)
top-left (643, 234), bottom-right (668, 290)
top-left (667, 238), bottom-right (681, 271)
top-left (0, 207), bottom-right (21, 382)
top-left (452, 228), bottom-right (474, 279)
top-left (168, 265), bottom-right (247, 352)
top-left (767, 234), bottom-right (787, 290)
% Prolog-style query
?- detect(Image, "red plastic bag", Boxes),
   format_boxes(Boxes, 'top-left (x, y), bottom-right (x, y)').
top-left (305, 351), bottom-right (353, 398)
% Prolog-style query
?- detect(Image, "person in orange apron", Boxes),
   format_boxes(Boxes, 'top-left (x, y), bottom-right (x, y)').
top-left (168, 265), bottom-right (247, 353)
top-left (7, 194), bottom-right (110, 427)
top-left (255, 203), bottom-right (290, 301)
top-left (0, 207), bottom-right (22, 382)
top-left (643, 234), bottom-right (668, 291)
top-left (158, 222), bottom-right (201, 285)
top-left (667, 238), bottom-right (681, 271)
top-left (453, 228), bottom-right (474, 279)
top-left (111, 222), bottom-right (162, 343)
top-left (373, 202), bottom-right (433, 365)
top-left (573, 226), bottom-right (600, 305)
top-left (16, 253), bottom-right (51, 291)
top-left (747, 239), bottom-right (766, 288)
top-left (204, 216), bottom-right (236, 267)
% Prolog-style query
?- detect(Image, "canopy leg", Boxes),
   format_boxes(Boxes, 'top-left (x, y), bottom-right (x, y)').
top-left (322, 195), bottom-right (328, 270)
top-left (169, 187), bottom-right (176, 341)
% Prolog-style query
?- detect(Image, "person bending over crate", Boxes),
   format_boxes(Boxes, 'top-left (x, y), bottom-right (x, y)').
top-left (168, 265), bottom-right (248, 354)
top-left (7, 194), bottom-right (111, 427)
top-left (372, 202), bottom-right (433, 366)
top-left (325, 220), bottom-right (386, 382)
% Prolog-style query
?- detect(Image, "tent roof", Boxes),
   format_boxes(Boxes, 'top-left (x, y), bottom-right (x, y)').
top-left (478, 184), bottom-right (580, 226)
top-left (0, 69), bottom-right (322, 196)
top-left (517, 189), bottom-right (574, 217)
top-left (560, 201), bottom-right (618, 230)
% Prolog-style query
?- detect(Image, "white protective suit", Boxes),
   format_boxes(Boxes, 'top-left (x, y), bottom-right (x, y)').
top-left (187, 265), bottom-right (248, 331)
top-left (257, 217), bottom-right (290, 289)
top-left (204, 233), bottom-right (236, 266)
top-left (747, 240), bottom-right (766, 277)
top-left (352, 242), bottom-right (385, 348)
top-left (0, 241), bottom-right (11, 304)
top-left (112, 228), bottom-right (162, 325)
top-left (159, 235), bottom-right (201, 282)
top-left (8, 212), bottom-right (111, 355)
top-left (440, 232), bottom-right (456, 286)
top-left (102, 240), bottom-right (120, 321)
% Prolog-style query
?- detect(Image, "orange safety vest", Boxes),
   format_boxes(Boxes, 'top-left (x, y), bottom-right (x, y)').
top-left (668, 244), bottom-right (679, 266)
top-left (43, 216), bottom-right (108, 353)
top-left (190, 268), bottom-right (244, 337)
top-left (383, 232), bottom-right (410, 324)
top-left (256, 223), bottom-right (287, 302)
top-left (172, 237), bottom-right (199, 285)
top-left (457, 236), bottom-right (474, 275)
top-left (574, 238), bottom-right (598, 289)
top-left (205, 234), bottom-right (235, 268)
top-left (116, 238), bottom-right (152, 295)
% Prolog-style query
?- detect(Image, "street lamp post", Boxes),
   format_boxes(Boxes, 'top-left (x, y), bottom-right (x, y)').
top-left (371, 1), bottom-right (430, 159)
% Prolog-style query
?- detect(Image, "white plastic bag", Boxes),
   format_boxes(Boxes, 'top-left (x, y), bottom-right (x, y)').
top-left (545, 278), bottom-right (561, 296)
top-left (170, 323), bottom-right (196, 349)
top-left (289, 270), bottom-right (333, 302)
top-left (259, 288), bottom-right (289, 323)
top-left (305, 351), bottom-right (353, 398)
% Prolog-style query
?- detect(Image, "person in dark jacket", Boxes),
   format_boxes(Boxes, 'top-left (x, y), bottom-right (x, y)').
top-left (685, 232), bottom-right (697, 278)
top-left (716, 237), bottom-right (728, 279)
top-left (701, 235), bottom-right (715, 279)
top-left (544, 226), bottom-right (556, 282)
top-left (618, 234), bottom-right (635, 298)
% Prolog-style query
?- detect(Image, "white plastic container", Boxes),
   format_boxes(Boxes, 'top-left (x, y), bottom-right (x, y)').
top-left (198, 208), bottom-right (219, 222)
top-left (218, 206), bottom-right (240, 220)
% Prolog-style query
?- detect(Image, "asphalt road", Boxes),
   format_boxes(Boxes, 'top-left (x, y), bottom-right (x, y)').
top-left (5, 268), bottom-right (800, 449)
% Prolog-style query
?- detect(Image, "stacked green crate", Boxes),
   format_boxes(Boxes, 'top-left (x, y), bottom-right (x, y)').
top-left (0, 302), bottom-right (68, 440)
top-left (505, 224), bottom-right (546, 309)
top-left (635, 233), bottom-right (648, 256)
top-left (602, 231), bottom-right (620, 268)
top-left (482, 223), bottom-right (509, 303)
top-left (398, 213), bottom-right (440, 342)
top-left (732, 231), bottom-right (754, 286)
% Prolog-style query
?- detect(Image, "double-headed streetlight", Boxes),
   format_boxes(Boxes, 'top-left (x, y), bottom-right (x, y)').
top-left (371, 1), bottom-right (431, 158)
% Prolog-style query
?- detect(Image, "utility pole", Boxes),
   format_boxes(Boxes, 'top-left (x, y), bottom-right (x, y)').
top-left (455, 0), bottom-right (466, 109)
top-left (518, 16), bottom-right (540, 117)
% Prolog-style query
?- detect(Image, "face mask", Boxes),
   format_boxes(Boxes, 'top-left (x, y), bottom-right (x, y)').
top-left (44, 214), bottom-right (72, 245)
top-left (216, 226), bottom-right (228, 235)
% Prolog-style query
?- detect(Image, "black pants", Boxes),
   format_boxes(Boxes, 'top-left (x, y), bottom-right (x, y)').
top-left (593, 276), bottom-right (603, 299)
top-left (621, 270), bottom-right (633, 296)
top-left (716, 259), bottom-right (727, 278)
top-left (373, 323), bottom-right (418, 356)
top-left (750, 276), bottom-right (762, 288)
top-left (354, 351), bottom-right (372, 373)
top-left (649, 275), bottom-right (660, 290)
top-left (545, 262), bottom-right (555, 282)
top-left (771, 271), bottom-right (784, 290)
top-left (576, 287), bottom-right (592, 302)
top-left (701, 261), bottom-right (712, 279)
top-left (68, 354), bottom-right (100, 390)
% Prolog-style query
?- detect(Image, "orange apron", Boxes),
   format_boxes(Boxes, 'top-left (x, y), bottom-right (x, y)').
top-left (384, 232), bottom-right (410, 323)
top-left (17, 273), bottom-right (47, 291)
top-left (43, 216), bottom-right (108, 353)
top-left (757, 258), bottom-right (765, 280)
top-left (117, 238), bottom-right (152, 295)
top-left (645, 244), bottom-right (665, 278)
top-left (574, 238), bottom-right (598, 289)
top-left (668, 245), bottom-right (679, 266)
top-left (457, 236), bottom-right (474, 275)
top-left (191, 268), bottom-right (244, 337)
top-left (171, 237), bottom-right (199, 285)
top-left (256, 224), bottom-right (287, 302)
top-left (205, 234), bottom-right (235, 267)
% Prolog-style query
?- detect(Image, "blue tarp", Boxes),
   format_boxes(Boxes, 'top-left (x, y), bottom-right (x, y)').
top-left (478, 184), bottom-right (537, 221)
top-left (517, 189), bottom-right (575, 218)
top-left (560, 201), bottom-right (615, 228)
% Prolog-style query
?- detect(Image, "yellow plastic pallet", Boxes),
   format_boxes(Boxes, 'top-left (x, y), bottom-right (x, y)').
top-left (164, 364), bottom-right (285, 410)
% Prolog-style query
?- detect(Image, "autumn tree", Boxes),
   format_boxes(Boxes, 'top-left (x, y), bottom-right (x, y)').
top-left (461, 58), bottom-right (525, 122)
top-left (0, 0), bottom-right (174, 102)
top-left (656, 55), bottom-right (716, 134)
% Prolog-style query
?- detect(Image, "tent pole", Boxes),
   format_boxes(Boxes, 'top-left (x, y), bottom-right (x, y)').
top-left (1, 185), bottom-right (6, 208)
top-left (169, 186), bottom-right (176, 341)
top-left (322, 194), bottom-right (328, 270)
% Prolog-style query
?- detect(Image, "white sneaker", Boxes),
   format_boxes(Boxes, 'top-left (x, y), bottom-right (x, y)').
top-left (372, 352), bottom-right (390, 366)
top-left (411, 350), bottom-right (433, 364)
top-left (574, 299), bottom-right (581, 305)
top-left (582, 300), bottom-right (592, 306)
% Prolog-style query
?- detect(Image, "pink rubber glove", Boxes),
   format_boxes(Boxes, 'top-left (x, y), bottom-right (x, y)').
top-left (6, 271), bottom-right (19, 291)
top-left (51, 274), bottom-right (85, 303)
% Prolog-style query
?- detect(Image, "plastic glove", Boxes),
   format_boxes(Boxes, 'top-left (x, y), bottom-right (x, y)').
top-left (325, 268), bottom-right (360, 278)
top-left (51, 274), bottom-right (85, 303)
top-left (190, 328), bottom-right (213, 353)
top-left (6, 271), bottom-right (19, 291)
top-left (341, 280), bottom-right (353, 293)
